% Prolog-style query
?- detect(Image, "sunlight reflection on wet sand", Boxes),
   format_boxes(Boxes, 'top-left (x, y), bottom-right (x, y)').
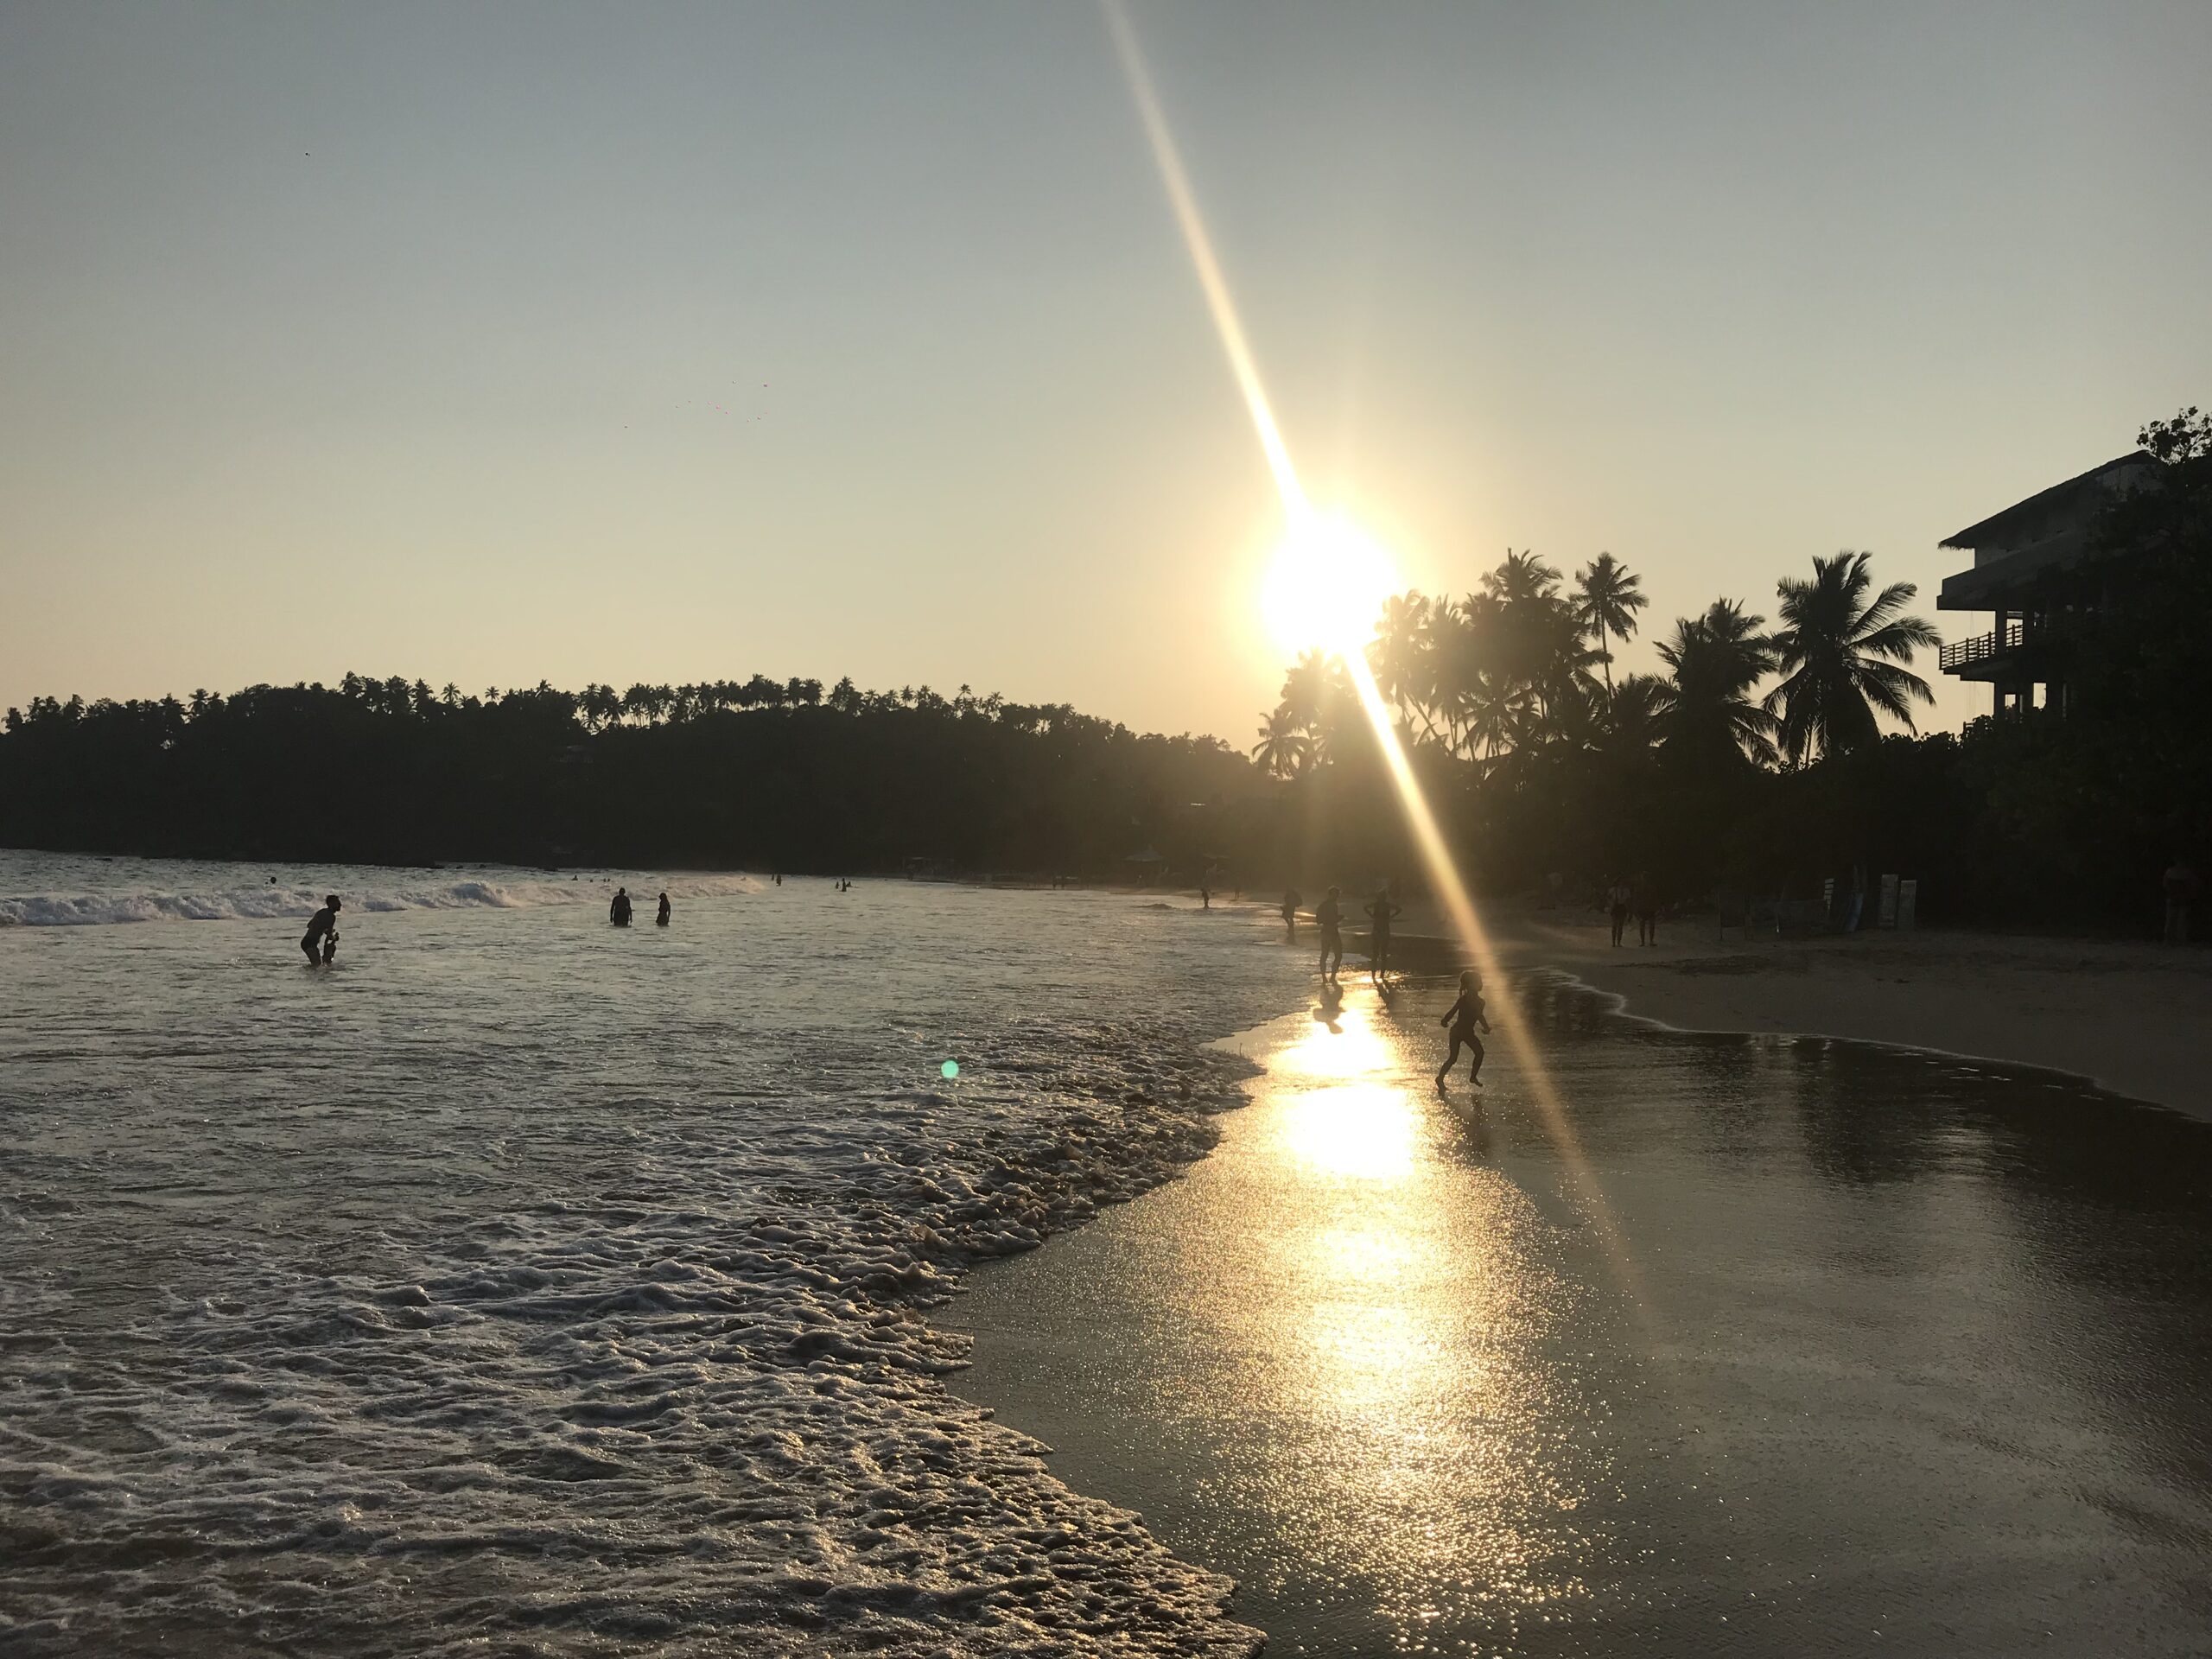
top-left (948, 974), bottom-right (2212, 1656)
top-left (1160, 993), bottom-right (1608, 1649)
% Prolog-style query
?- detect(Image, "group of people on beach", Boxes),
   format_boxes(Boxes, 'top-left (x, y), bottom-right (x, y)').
top-left (1605, 875), bottom-right (1660, 947)
top-left (1275, 881), bottom-right (1491, 1094)
top-left (1279, 883), bottom-right (1404, 983)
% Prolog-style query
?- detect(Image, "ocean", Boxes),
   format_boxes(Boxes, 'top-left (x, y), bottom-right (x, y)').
top-left (7, 852), bottom-right (2210, 1658)
top-left (0, 852), bottom-right (1299, 1656)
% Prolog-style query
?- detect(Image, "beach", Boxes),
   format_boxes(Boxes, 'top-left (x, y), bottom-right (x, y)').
top-left (1392, 902), bottom-right (2212, 1123)
top-left (1538, 922), bottom-right (2212, 1123)
top-left (948, 971), bottom-right (2212, 1656)
top-left (6, 856), bottom-right (2211, 1657)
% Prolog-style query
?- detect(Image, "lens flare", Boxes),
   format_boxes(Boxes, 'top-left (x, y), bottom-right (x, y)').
top-left (1106, 0), bottom-right (1646, 1312)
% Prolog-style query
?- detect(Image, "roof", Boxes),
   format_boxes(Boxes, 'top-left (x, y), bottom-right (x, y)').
top-left (1941, 452), bottom-right (2158, 551)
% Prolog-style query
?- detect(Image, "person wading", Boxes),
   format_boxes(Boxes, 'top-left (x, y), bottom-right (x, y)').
top-left (1315, 886), bottom-right (1344, 981)
top-left (1365, 885), bottom-right (1403, 983)
top-left (302, 894), bottom-right (341, 966)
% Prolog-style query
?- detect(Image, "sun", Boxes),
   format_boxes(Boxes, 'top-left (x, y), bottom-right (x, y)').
top-left (1260, 514), bottom-right (1399, 658)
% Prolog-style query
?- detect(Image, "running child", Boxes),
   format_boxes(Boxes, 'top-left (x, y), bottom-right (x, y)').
top-left (1435, 969), bottom-right (1491, 1094)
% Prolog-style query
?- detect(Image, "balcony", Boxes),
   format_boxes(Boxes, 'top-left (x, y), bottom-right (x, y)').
top-left (1938, 619), bottom-right (2024, 672)
top-left (1938, 611), bottom-right (2095, 677)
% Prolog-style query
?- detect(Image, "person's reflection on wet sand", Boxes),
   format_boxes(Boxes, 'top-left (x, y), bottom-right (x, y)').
top-left (1311, 978), bottom-right (1344, 1033)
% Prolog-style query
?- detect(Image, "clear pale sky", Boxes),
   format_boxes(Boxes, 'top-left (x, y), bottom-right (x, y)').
top-left (3, 1), bottom-right (2207, 740)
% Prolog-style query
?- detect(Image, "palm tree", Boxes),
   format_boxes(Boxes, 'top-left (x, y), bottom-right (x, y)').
top-left (1764, 551), bottom-right (1939, 765)
top-left (1599, 672), bottom-right (1669, 757)
top-left (1278, 650), bottom-right (1350, 764)
top-left (1480, 549), bottom-right (1562, 607)
top-left (1250, 705), bottom-right (1312, 779)
top-left (1656, 600), bottom-right (1778, 770)
top-left (1573, 553), bottom-right (1649, 688)
top-left (1368, 591), bottom-right (1442, 743)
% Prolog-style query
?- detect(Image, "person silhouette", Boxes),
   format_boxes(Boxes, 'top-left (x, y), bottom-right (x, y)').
top-left (1315, 887), bottom-right (1344, 981)
top-left (1364, 885), bottom-right (1402, 983)
top-left (610, 887), bottom-right (632, 927)
top-left (656, 892), bottom-right (671, 926)
top-left (302, 894), bottom-right (341, 966)
top-left (1435, 970), bottom-right (1491, 1094)
top-left (1281, 887), bottom-right (1301, 941)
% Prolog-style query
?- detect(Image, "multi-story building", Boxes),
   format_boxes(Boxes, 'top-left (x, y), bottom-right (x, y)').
top-left (1936, 450), bottom-right (2161, 716)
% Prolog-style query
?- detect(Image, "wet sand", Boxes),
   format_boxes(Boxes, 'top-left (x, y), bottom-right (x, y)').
top-left (1381, 903), bottom-right (2212, 1122)
top-left (945, 976), bottom-right (2212, 1656)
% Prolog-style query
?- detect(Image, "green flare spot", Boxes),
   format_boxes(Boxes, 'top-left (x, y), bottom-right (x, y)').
top-left (940, 1059), bottom-right (960, 1080)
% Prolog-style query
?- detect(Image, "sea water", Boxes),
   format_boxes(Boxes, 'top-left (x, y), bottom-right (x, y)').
top-left (0, 853), bottom-right (1300, 1656)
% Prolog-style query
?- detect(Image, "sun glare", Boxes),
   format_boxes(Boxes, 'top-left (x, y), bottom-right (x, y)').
top-left (1262, 516), bottom-right (1398, 658)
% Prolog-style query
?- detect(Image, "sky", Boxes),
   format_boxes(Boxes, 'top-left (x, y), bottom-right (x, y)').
top-left (3, 0), bottom-right (2208, 741)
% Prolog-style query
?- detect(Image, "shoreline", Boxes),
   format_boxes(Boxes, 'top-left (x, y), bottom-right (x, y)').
top-left (1370, 902), bottom-right (2212, 1123)
top-left (944, 970), bottom-right (2212, 1656)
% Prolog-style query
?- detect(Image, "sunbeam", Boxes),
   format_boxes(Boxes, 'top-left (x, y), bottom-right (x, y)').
top-left (1104, 0), bottom-right (1646, 1309)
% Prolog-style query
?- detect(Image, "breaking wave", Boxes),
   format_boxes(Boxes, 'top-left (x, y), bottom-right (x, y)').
top-left (0, 871), bottom-right (761, 927)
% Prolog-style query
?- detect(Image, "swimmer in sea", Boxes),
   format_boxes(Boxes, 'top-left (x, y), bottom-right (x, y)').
top-left (1435, 969), bottom-right (1491, 1094)
top-left (302, 894), bottom-right (340, 966)
top-left (610, 887), bottom-right (632, 926)
top-left (656, 892), bottom-right (671, 926)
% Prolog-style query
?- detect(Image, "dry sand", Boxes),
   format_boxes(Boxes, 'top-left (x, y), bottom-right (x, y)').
top-left (1384, 902), bottom-right (2212, 1122)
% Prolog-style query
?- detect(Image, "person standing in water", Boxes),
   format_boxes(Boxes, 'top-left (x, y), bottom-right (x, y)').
top-left (1315, 886), bottom-right (1344, 981)
top-left (1364, 885), bottom-right (1402, 983)
top-left (656, 892), bottom-right (671, 926)
top-left (301, 894), bottom-right (341, 966)
top-left (1435, 969), bottom-right (1491, 1094)
top-left (1281, 887), bottom-right (1301, 941)
top-left (1199, 874), bottom-right (1211, 910)
top-left (610, 887), bottom-right (632, 926)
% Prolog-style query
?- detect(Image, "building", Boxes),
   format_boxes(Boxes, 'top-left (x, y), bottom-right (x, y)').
top-left (1936, 451), bottom-right (2161, 716)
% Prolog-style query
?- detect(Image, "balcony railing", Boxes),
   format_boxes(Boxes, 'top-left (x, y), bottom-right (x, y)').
top-left (1937, 610), bottom-right (2102, 673)
top-left (1938, 619), bottom-right (2025, 672)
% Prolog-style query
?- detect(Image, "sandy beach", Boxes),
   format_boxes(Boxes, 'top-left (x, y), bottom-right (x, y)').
top-left (948, 976), bottom-right (2212, 1656)
top-left (1364, 899), bottom-right (2212, 1122)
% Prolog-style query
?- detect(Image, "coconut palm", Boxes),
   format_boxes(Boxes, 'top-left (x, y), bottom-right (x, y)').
top-left (1764, 551), bottom-right (1939, 765)
top-left (1480, 549), bottom-right (1561, 607)
top-left (1573, 553), bottom-right (1649, 688)
top-left (1599, 672), bottom-right (1669, 757)
top-left (1656, 600), bottom-right (1778, 769)
top-left (1368, 591), bottom-right (1444, 744)
top-left (1250, 704), bottom-right (1312, 779)
top-left (1278, 650), bottom-right (1351, 766)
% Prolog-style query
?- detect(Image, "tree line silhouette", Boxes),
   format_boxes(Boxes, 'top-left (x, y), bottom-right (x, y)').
top-left (3, 408), bottom-right (2204, 932)
top-left (0, 677), bottom-right (1265, 875)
